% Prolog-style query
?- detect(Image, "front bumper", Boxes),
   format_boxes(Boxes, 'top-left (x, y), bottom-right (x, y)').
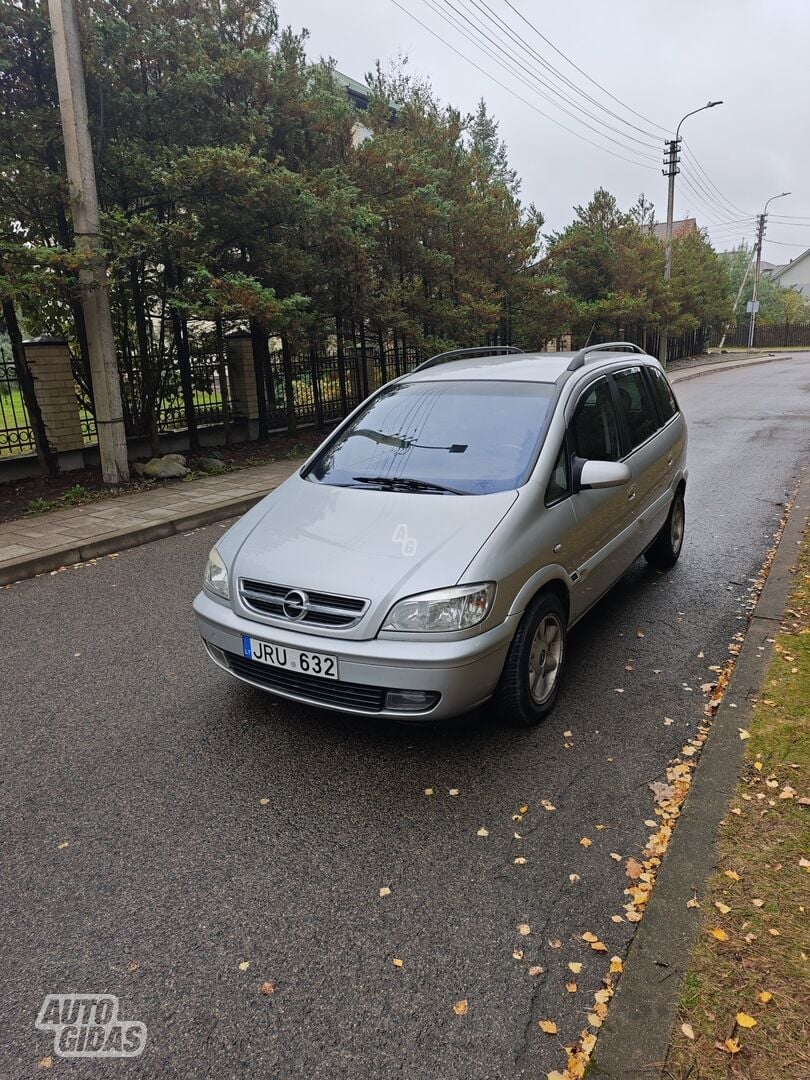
top-left (193, 590), bottom-right (518, 721)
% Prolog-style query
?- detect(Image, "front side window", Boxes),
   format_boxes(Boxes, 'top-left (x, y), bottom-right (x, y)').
top-left (545, 441), bottom-right (569, 504)
top-left (305, 379), bottom-right (556, 495)
top-left (613, 367), bottom-right (659, 450)
top-left (647, 366), bottom-right (678, 423)
top-left (571, 378), bottom-right (622, 462)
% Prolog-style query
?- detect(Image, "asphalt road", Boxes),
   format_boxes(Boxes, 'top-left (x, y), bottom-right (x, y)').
top-left (2, 356), bottom-right (808, 1080)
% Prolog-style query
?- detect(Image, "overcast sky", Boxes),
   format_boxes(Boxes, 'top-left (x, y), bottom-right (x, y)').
top-left (276, 0), bottom-right (810, 266)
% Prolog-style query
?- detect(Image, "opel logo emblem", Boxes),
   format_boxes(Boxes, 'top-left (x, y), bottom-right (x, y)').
top-left (282, 589), bottom-right (309, 621)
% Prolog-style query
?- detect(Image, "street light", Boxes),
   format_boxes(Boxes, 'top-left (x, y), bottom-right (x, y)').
top-left (748, 191), bottom-right (791, 349)
top-left (659, 101), bottom-right (723, 366)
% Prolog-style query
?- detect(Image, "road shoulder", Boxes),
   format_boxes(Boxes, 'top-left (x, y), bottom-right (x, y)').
top-left (588, 469), bottom-right (809, 1079)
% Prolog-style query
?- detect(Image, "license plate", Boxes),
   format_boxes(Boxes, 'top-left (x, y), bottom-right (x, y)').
top-left (242, 636), bottom-right (339, 680)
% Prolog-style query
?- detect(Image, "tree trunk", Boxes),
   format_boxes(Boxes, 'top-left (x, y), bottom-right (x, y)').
top-left (130, 258), bottom-right (160, 455)
top-left (335, 313), bottom-right (348, 415)
top-left (249, 318), bottom-right (270, 439)
top-left (165, 261), bottom-right (199, 453)
top-left (2, 298), bottom-right (58, 477)
top-left (214, 317), bottom-right (231, 447)
top-left (280, 333), bottom-right (297, 435)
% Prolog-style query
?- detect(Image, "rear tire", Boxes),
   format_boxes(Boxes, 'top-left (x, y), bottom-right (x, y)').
top-left (645, 489), bottom-right (685, 568)
top-left (492, 591), bottom-right (567, 727)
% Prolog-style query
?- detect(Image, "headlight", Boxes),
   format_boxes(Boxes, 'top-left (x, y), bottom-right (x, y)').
top-left (203, 545), bottom-right (230, 600)
top-left (382, 583), bottom-right (495, 633)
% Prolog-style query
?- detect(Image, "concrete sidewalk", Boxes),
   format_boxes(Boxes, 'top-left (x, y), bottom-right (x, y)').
top-left (0, 461), bottom-right (299, 585)
top-left (0, 350), bottom-right (797, 586)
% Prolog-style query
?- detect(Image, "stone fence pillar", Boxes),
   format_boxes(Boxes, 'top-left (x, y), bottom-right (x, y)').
top-left (225, 331), bottom-right (259, 422)
top-left (23, 337), bottom-right (85, 453)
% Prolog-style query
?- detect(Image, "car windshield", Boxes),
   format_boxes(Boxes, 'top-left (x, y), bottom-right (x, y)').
top-left (304, 379), bottom-right (556, 495)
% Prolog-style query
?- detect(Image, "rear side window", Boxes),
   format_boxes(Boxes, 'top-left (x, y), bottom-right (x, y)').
top-left (647, 366), bottom-right (678, 422)
top-left (612, 367), bottom-right (659, 450)
top-left (571, 378), bottom-right (622, 462)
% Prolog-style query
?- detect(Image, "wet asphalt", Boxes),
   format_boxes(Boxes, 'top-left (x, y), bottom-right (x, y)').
top-left (1, 355), bottom-right (808, 1080)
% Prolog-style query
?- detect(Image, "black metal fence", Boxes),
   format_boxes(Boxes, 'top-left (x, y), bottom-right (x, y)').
top-left (708, 321), bottom-right (810, 349)
top-left (570, 326), bottom-right (707, 364)
top-left (263, 344), bottom-right (421, 431)
top-left (0, 357), bottom-right (36, 457)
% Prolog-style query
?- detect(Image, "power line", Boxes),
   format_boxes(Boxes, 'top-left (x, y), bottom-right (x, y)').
top-left (462, 0), bottom-right (662, 142)
top-left (419, 0), bottom-right (659, 159)
top-left (681, 144), bottom-right (753, 218)
top-left (500, 0), bottom-right (670, 137)
top-left (390, 0), bottom-right (659, 170)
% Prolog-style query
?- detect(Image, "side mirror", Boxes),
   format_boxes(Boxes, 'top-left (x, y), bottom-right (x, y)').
top-left (577, 458), bottom-right (631, 491)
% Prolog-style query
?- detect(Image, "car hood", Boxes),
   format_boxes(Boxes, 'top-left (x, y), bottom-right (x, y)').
top-left (228, 474), bottom-right (518, 637)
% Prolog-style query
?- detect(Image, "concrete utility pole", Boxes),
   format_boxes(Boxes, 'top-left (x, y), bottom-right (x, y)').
top-left (747, 191), bottom-right (791, 350)
top-left (659, 101), bottom-right (723, 368)
top-left (48, 0), bottom-right (129, 483)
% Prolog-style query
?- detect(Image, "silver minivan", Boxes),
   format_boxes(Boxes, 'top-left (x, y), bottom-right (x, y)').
top-left (194, 343), bottom-right (687, 725)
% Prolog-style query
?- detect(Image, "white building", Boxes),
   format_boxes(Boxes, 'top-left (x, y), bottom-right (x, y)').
top-left (770, 247), bottom-right (810, 296)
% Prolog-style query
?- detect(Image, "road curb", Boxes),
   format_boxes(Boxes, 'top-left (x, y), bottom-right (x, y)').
top-left (668, 351), bottom-right (792, 385)
top-left (589, 469), bottom-right (808, 1079)
top-left (0, 492), bottom-right (265, 586)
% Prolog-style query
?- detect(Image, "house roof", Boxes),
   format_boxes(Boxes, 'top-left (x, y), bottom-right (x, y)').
top-left (650, 218), bottom-right (698, 242)
top-left (771, 247), bottom-right (810, 282)
top-left (333, 70), bottom-right (373, 110)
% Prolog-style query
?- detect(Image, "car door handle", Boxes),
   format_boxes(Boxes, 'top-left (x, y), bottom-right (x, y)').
top-left (627, 486), bottom-right (637, 501)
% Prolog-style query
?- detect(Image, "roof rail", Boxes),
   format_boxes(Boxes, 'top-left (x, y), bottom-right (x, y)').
top-left (567, 341), bottom-right (646, 372)
top-left (413, 345), bottom-right (524, 372)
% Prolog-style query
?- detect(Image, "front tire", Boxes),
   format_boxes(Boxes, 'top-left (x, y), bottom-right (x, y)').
top-left (492, 591), bottom-right (567, 727)
top-left (645, 488), bottom-right (685, 568)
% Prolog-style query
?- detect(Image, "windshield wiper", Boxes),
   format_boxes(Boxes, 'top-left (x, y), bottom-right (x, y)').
top-left (351, 475), bottom-right (469, 495)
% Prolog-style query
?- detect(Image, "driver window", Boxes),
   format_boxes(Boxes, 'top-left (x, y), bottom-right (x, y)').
top-left (571, 378), bottom-right (621, 462)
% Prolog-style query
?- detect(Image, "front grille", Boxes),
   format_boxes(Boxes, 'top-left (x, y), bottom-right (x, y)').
top-left (239, 579), bottom-right (369, 628)
top-left (226, 652), bottom-right (387, 712)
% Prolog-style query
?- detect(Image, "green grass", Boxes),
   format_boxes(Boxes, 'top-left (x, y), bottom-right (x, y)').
top-left (665, 523), bottom-right (810, 1079)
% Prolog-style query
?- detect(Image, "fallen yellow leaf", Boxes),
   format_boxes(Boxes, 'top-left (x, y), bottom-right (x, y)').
top-left (260, 981), bottom-right (276, 995)
top-left (453, 998), bottom-right (468, 1016)
top-left (581, 931), bottom-right (598, 942)
top-left (724, 869), bottom-right (742, 882)
top-left (681, 1022), bottom-right (695, 1040)
top-left (566, 982), bottom-right (577, 992)
top-left (591, 941), bottom-right (608, 952)
top-left (514, 856), bottom-right (527, 865)
top-left (476, 826), bottom-right (489, 837)
top-left (580, 837), bottom-right (592, 848)
top-left (259, 797), bottom-right (270, 805)
top-left (38, 1058), bottom-right (53, 1070)
top-left (736, 1012), bottom-right (757, 1029)
top-left (424, 788), bottom-right (434, 796)
top-left (710, 928), bottom-right (729, 941)
top-left (568, 962), bottom-right (583, 973)
top-left (449, 789), bottom-right (459, 796)
top-left (519, 804), bottom-right (529, 814)
top-left (238, 961), bottom-right (250, 971)
top-left (541, 799), bottom-right (556, 811)
top-left (528, 965), bottom-right (544, 976)
top-left (757, 991), bottom-right (773, 1004)
top-left (538, 1019), bottom-right (558, 1035)
top-left (625, 857), bottom-right (643, 880)
top-left (610, 852), bottom-right (622, 862)
top-left (379, 886), bottom-right (391, 897)
top-left (512, 949), bottom-right (524, 960)
top-left (722, 1038), bottom-right (741, 1054)
top-left (610, 956), bottom-right (623, 973)
top-left (714, 901), bottom-right (731, 915)
top-left (517, 924), bottom-right (531, 936)
top-left (392, 957), bottom-right (403, 968)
